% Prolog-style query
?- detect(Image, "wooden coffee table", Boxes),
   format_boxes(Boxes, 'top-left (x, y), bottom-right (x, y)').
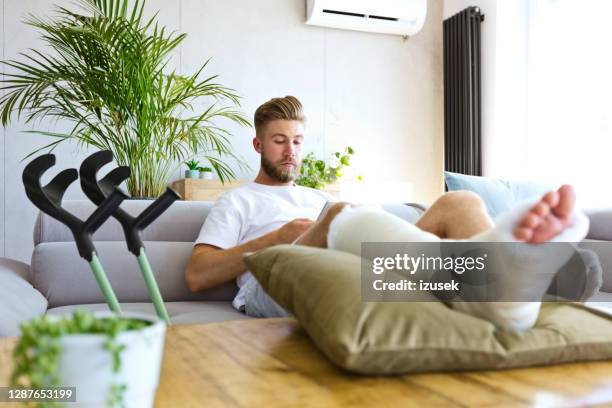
top-left (2, 318), bottom-right (612, 407)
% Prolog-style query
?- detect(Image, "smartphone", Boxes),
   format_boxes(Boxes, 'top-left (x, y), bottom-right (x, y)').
top-left (316, 201), bottom-right (336, 222)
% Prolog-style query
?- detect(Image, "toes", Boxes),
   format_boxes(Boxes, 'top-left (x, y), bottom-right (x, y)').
top-left (542, 191), bottom-right (560, 208)
top-left (531, 201), bottom-right (550, 218)
top-left (520, 212), bottom-right (541, 229)
top-left (516, 185), bottom-right (576, 243)
top-left (530, 215), bottom-right (562, 243)
top-left (553, 184), bottom-right (576, 219)
top-left (513, 227), bottom-right (533, 242)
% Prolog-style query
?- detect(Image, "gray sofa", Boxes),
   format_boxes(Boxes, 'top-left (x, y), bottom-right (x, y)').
top-left (1, 200), bottom-right (612, 337)
top-left (0, 200), bottom-right (426, 337)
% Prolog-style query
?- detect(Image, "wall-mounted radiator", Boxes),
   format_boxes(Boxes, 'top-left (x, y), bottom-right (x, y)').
top-left (443, 6), bottom-right (484, 176)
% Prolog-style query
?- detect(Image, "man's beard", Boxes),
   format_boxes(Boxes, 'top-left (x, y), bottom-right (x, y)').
top-left (261, 154), bottom-right (300, 183)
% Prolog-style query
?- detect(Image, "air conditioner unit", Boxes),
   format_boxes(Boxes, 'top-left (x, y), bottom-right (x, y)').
top-left (305, 0), bottom-right (427, 36)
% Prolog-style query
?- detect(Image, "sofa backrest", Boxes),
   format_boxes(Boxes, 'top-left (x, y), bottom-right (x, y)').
top-left (31, 200), bottom-right (424, 307)
top-left (31, 200), bottom-right (235, 307)
top-left (33, 200), bottom-right (213, 245)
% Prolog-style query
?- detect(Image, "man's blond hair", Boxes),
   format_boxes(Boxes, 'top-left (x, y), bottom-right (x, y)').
top-left (254, 96), bottom-right (305, 137)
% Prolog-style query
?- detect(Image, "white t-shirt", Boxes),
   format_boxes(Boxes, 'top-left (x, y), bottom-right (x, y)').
top-left (194, 182), bottom-right (334, 310)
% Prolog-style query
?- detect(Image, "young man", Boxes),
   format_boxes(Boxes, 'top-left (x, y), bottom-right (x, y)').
top-left (186, 95), bottom-right (589, 330)
top-left (186, 96), bottom-right (333, 317)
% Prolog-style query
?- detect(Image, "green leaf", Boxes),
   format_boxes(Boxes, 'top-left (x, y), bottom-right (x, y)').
top-left (184, 159), bottom-right (199, 170)
top-left (315, 160), bottom-right (325, 172)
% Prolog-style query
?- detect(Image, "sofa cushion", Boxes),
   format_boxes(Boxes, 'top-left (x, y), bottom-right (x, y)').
top-left (0, 259), bottom-right (48, 337)
top-left (32, 241), bottom-right (237, 307)
top-left (245, 245), bottom-right (612, 375)
top-left (444, 171), bottom-right (553, 218)
top-left (46, 301), bottom-right (250, 325)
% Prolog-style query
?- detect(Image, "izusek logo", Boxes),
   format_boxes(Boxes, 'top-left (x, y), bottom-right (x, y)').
top-left (372, 253), bottom-right (487, 275)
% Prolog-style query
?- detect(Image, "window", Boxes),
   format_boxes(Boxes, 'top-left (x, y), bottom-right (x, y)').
top-left (526, 0), bottom-right (612, 207)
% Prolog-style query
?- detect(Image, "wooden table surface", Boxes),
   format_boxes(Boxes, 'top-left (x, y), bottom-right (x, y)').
top-left (2, 317), bottom-right (612, 407)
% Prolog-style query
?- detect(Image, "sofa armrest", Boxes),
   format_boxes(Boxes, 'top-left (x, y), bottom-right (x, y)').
top-left (585, 209), bottom-right (612, 241)
top-left (0, 258), bottom-right (48, 337)
top-left (0, 257), bottom-right (31, 282)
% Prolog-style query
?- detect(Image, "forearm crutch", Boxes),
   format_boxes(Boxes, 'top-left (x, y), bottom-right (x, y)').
top-left (80, 150), bottom-right (180, 324)
top-left (23, 154), bottom-right (127, 313)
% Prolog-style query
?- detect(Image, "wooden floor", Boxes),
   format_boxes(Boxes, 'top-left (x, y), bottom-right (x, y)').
top-left (2, 318), bottom-right (612, 407)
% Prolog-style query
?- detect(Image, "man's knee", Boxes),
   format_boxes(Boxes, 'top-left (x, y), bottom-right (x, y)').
top-left (439, 190), bottom-right (485, 209)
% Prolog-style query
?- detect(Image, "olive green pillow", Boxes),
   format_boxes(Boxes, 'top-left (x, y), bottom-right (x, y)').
top-left (244, 245), bottom-right (612, 375)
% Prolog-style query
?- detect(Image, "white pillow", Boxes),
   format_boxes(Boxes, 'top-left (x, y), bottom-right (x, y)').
top-left (0, 259), bottom-right (48, 337)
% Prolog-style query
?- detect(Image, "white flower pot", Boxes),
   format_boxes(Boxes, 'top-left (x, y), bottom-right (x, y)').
top-left (54, 312), bottom-right (166, 408)
top-left (199, 171), bottom-right (213, 180)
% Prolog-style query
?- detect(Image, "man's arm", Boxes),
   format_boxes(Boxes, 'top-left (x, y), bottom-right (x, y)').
top-left (185, 218), bottom-right (313, 292)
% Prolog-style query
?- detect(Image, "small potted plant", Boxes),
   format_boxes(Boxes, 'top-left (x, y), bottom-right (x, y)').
top-left (296, 146), bottom-right (360, 189)
top-left (184, 160), bottom-right (200, 179)
top-left (11, 310), bottom-right (166, 408)
top-left (198, 166), bottom-right (213, 180)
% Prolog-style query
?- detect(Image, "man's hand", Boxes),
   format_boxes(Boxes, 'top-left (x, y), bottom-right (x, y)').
top-left (275, 218), bottom-right (314, 244)
top-left (186, 218), bottom-right (314, 292)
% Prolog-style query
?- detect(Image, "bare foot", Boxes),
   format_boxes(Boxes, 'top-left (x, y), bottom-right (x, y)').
top-left (513, 184), bottom-right (576, 243)
top-left (295, 202), bottom-right (351, 248)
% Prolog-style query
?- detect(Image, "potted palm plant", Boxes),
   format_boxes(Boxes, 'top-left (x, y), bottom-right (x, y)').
top-left (0, 0), bottom-right (251, 198)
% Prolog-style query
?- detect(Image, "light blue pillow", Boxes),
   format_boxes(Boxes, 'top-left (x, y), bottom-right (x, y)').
top-left (444, 171), bottom-right (553, 219)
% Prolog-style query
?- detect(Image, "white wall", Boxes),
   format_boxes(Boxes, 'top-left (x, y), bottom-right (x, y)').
top-left (1, 0), bottom-right (443, 262)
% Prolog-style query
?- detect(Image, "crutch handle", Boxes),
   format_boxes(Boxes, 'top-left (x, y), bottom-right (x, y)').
top-left (79, 150), bottom-right (182, 255)
top-left (23, 154), bottom-right (129, 261)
